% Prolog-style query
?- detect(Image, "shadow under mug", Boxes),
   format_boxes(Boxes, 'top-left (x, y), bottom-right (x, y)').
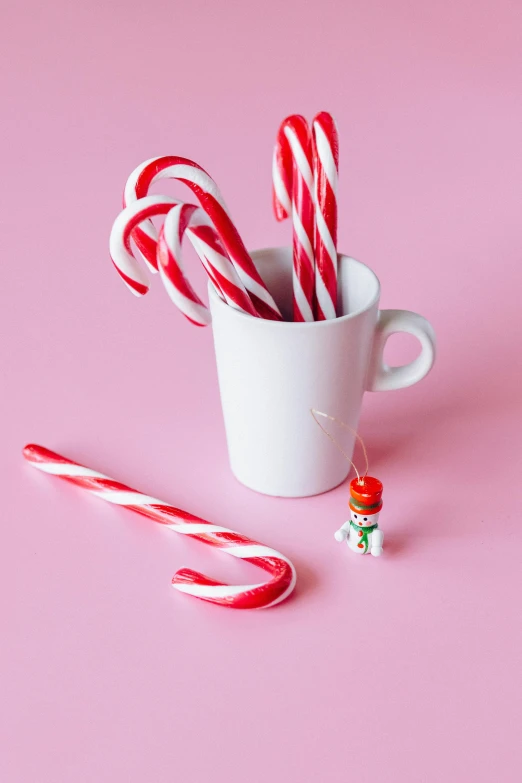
top-left (209, 247), bottom-right (436, 497)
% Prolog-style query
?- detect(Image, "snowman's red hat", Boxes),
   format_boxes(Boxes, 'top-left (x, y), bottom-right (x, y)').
top-left (349, 476), bottom-right (383, 515)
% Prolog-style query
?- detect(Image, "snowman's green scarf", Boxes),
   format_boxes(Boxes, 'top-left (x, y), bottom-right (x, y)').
top-left (349, 519), bottom-right (378, 552)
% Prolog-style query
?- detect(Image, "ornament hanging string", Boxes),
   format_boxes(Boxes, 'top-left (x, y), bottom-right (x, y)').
top-left (310, 409), bottom-right (369, 484)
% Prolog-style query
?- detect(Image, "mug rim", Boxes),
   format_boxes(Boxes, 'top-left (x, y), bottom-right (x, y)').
top-left (208, 246), bottom-right (381, 327)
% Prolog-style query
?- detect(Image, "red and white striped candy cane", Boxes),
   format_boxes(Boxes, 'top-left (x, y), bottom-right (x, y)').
top-left (127, 156), bottom-right (282, 321)
top-left (123, 157), bottom-right (162, 273)
top-left (110, 194), bottom-right (177, 296)
top-left (110, 195), bottom-right (259, 324)
top-left (156, 202), bottom-right (221, 326)
top-left (312, 112), bottom-right (339, 320)
top-left (157, 203), bottom-right (258, 321)
top-left (272, 115), bottom-right (315, 322)
top-left (23, 444), bottom-right (297, 609)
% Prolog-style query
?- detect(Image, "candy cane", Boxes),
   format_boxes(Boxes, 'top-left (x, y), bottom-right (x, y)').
top-left (156, 202), bottom-right (221, 326)
top-left (111, 194), bottom-right (179, 296)
top-left (157, 203), bottom-right (258, 321)
top-left (272, 115), bottom-right (315, 322)
top-left (126, 156), bottom-right (282, 321)
top-left (123, 157), bottom-right (162, 273)
top-left (312, 112), bottom-right (339, 320)
top-left (110, 195), bottom-right (258, 323)
top-left (23, 445), bottom-right (297, 609)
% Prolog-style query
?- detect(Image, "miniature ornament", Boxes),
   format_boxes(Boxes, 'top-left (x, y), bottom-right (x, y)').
top-left (310, 409), bottom-right (385, 557)
top-left (334, 476), bottom-right (384, 556)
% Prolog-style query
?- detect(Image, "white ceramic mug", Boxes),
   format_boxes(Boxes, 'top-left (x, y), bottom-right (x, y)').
top-left (209, 247), bottom-right (436, 497)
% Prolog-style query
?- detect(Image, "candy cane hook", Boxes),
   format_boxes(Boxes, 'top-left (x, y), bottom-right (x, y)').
top-left (23, 445), bottom-right (297, 609)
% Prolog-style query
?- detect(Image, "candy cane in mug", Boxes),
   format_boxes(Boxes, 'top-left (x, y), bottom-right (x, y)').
top-left (157, 202), bottom-right (260, 323)
top-left (272, 115), bottom-right (316, 321)
top-left (123, 157), bottom-right (162, 273)
top-left (110, 195), bottom-right (259, 323)
top-left (156, 202), bottom-right (220, 326)
top-left (312, 112), bottom-right (339, 320)
top-left (126, 156), bottom-right (282, 321)
top-left (23, 444), bottom-right (297, 609)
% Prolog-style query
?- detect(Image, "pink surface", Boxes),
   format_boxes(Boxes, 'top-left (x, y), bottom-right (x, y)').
top-left (2, 1), bottom-right (521, 781)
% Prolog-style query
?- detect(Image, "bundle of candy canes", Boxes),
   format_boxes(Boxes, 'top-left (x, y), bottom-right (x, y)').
top-left (109, 112), bottom-right (339, 325)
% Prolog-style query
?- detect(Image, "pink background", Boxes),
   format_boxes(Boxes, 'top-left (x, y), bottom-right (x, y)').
top-left (2, 1), bottom-right (521, 781)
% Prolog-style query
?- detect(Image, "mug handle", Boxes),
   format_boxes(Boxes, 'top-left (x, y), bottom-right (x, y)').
top-left (366, 309), bottom-right (436, 392)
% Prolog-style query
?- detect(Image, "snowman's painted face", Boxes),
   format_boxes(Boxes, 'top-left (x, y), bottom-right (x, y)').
top-left (350, 509), bottom-right (380, 526)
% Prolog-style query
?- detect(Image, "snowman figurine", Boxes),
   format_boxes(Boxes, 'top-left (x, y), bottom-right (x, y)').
top-left (334, 476), bottom-right (384, 556)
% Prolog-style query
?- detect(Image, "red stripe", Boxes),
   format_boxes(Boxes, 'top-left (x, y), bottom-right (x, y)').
top-left (110, 260), bottom-right (148, 295)
top-left (172, 563), bottom-right (294, 609)
top-left (23, 444), bottom-right (78, 466)
top-left (205, 263), bottom-right (259, 316)
top-left (272, 136), bottom-right (292, 221)
top-left (176, 203), bottom-right (198, 238)
top-left (132, 226), bottom-right (159, 270)
top-left (188, 224), bottom-right (227, 257)
top-left (122, 202), bottom-right (178, 244)
top-left (292, 245), bottom-right (315, 322)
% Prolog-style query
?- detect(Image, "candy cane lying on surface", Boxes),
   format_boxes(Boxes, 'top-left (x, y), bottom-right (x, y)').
top-left (127, 156), bottom-right (282, 321)
top-left (110, 195), bottom-right (258, 323)
top-left (23, 445), bottom-right (297, 609)
top-left (312, 112), bottom-right (339, 320)
top-left (272, 115), bottom-right (315, 322)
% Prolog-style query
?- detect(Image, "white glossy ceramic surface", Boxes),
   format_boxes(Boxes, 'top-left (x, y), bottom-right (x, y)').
top-left (209, 247), bottom-right (436, 497)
